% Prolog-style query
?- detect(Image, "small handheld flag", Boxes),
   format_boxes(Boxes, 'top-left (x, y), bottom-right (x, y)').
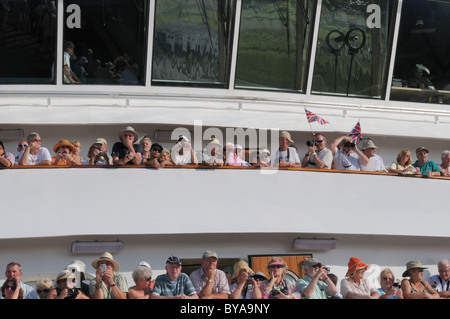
top-left (304, 108), bottom-right (329, 125)
top-left (348, 121), bottom-right (362, 144)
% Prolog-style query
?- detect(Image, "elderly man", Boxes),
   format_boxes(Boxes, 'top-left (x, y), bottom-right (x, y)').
top-left (428, 259), bottom-right (450, 298)
top-left (112, 126), bottom-right (142, 165)
top-left (301, 133), bottom-right (333, 169)
top-left (152, 256), bottom-right (198, 299)
top-left (271, 131), bottom-right (301, 168)
top-left (18, 132), bottom-right (52, 165)
top-left (3, 262), bottom-right (38, 299)
top-left (189, 250), bottom-right (230, 299)
top-left (89, 252), bottom-right (128, 299)
top-left (330, 135), bottom-right (369, 170)
top-left (359, 138), bottom-right (386, 172)
top-left (412, 146), bottom-right (442, 176)
top-left (296, 258), bottom-right (337, 299)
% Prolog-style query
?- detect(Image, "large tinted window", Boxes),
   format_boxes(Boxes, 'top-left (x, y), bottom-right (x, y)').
top-left (235, 0), bottom-right (316, 92)
top-left (390, 0), bottom-right (450, 104)
top-left (312, 1), bottom-right (396, 98)
top-left (152, 0), bottom-right (236, 87)
top-left (0, 1), bottom-right (57, 84)
top-left (63, 0), bottom-right (149, 85)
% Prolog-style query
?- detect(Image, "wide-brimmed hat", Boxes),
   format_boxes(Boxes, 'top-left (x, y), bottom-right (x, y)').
top-left (119, 126), bottom-right (138, 142)
top-left (231, 261), bottom-right (254, 279)
top-left (346, 257), bottom-right (370, 277)
top-left (254, 272), bottom-right (267, 281)
top-left (361, 138), bottom-right (378, 150)
top-left (91, 252), bottom-right (120, 271)
top-left (53, 139), bottom-right (74, 153)
top-left (56, 270), bottom-right (75, 282)
top-left (207, 138), bottom-right (221, 147)
top-left (402, 260), bottom-right (428, 277)
top-left (280, 131), bottom-right (294, 143)
top-left (415, 146), bottom-right (429, 154)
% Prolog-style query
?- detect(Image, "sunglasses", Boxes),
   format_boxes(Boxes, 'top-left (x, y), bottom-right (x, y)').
top-left (37, 288), bottom-right (51, 294)
top-left (5, 285), bottom-right (16, 290)
top-left (151, 148), bottom-right (162, 153)
top-left (18, 144), bottom-right (28, 147)
top-left (145, 277), bottom-right (152, 281)
top-left (269, 265), bottom-right (284, 269)
top-left (316, 140), bottom-right (324, 143)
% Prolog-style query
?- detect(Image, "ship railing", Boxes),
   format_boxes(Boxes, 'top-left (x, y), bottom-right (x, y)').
top-left (2, 164), bottom-right (449, 180)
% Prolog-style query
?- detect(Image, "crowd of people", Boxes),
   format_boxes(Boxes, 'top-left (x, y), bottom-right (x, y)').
top-left (1, 126), bottom-right (449, 177)
top-left (2, 252), bottom-right (449, 300)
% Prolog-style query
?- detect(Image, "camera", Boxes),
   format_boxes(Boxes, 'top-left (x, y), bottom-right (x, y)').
top-left (306, 140), bottom-right (317, 147)
top-left (271, 287), bottom-right (288, 296)
top-left (247, 272), bottom-right (253, 279)
top-left (393, 282), bottom-right (401, 288)
top-left (344, 141), bottom-right (355, 148)
top-left (56, 287), bottom-right (78, 299)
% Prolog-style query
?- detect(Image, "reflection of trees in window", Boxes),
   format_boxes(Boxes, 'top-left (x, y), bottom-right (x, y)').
top-left (63, 0), bottom-right (149, 85)
top-left (312, 0), bottom-right (395, 98)
top-left (235, 0), bottom-right (315, 92)
top-left (152, 0), bottom-right (236, 87)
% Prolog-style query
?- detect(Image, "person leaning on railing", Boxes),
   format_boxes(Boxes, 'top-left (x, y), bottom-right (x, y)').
top-left (0, 141), bottom-right (15, 168)
top-left (17, 132), bottom-right (51, 166)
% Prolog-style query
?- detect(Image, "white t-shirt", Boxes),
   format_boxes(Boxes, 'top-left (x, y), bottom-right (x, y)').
top-left (18, 147), bottom-right (51, 165)
top-left (360, 154), bottom-right (386, 172)
top-left (333, 148), bottom-right (362, 170)
top-left (270, 147), bottom-right (301, 167)
top-left (306, 148), bottom-right (333, 169)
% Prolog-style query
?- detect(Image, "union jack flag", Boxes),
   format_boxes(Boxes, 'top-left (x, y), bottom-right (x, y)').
top-left (304, 108), bottom-right (329, 125)
top-left (348, 121), bottom-right (362, 144)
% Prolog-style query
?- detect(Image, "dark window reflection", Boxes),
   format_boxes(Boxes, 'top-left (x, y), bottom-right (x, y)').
top-left (152, 0), bottom-right (236, 87)
top-left (0, 1), bottom-right (56, 84)
top-left (391, 0), bottom-right (450, 104)
top-left (63, 0), bottom-right (149, 85)
top-left (235, 0), bottom-right (316, 92)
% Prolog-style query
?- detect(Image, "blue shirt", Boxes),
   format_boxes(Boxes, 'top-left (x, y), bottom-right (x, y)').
top-left (412, 160), bottom-right (441, 175)
top-left (152, 273), bottom-right (197, 297)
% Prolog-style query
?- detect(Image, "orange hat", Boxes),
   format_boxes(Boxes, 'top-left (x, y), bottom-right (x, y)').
top-left (346, 257), bottom-right (370, 277)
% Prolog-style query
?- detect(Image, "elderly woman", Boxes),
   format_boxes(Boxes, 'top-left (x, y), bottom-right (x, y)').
top-left (340, 257), bottom-right (379, 299)
top-left (71, 140), bottom-right (85, 164)
top-left (259, 257), bottom-right (300, 299)
top-left (438, 150), bottom-right (450, 176)
top-left (159, 149), bottom-right (173, 167)
top-left (229, 261), bottom-right (261, 299)
top-left (378, 268), bottom-right (403, 299)
top-left (0, 141), bottom-right (15, 167)
top-left (388, 149), bottom-right (415, 174)
top-left (51, 139), bottom-right (82, 165)
top-left (401, 260), bottom-right (440, 299)
top-left (1, 278), bottom-right (23, 299)
top-left (127, 264), bottom-right (153, 299)
top-left (35, 278), bottom-right (54, 299)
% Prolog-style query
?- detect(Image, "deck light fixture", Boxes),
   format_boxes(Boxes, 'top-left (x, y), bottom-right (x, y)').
top-left (0, 129), bottom-right (24, 140)
top-left (292, 238), bottom-right (337, 251)
top-left (71, 240), bottom-right (123, 253)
